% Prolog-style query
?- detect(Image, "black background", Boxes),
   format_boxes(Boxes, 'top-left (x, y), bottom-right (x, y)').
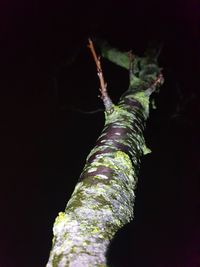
top-left (1, 0), bottom-right (200, 266)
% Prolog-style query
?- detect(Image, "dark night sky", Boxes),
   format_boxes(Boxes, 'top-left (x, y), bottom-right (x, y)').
top-left (1, 0), bottom-right (200, 266)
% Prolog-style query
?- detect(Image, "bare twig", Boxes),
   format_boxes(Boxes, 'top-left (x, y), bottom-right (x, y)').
top-left (88, 38), bottom-right (113, 113)
top-left (154, 73), bottom-right (164, 87)
top-left (146, 73), bottom-right (164, 95)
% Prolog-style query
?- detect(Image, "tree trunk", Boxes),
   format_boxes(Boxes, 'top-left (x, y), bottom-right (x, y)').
top-left (46, 41), bottom-right (164, 267)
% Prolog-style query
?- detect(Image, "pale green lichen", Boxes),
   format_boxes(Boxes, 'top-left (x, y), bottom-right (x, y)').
top-left (52, 253), bottom-right (64, 267)
top-left (104, 104), bottom-right (135, 124)
top-left (48, 146), bottom-right (137, 266)
top-left (142, 144), bottom-right (152, 155)
top-left (131, 91), bottom-right (150, 118)
top-left (114, 150), bottom-right (133, 170)
top-left (54, 212), bottom-right (66, 225)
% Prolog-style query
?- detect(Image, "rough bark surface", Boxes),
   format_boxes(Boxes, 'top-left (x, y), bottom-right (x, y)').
top-left (46, 41), bottom-right (164, 267)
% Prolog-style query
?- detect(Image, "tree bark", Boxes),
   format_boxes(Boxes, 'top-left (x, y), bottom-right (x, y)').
top-left (46, 41), bottom-right (164, 267)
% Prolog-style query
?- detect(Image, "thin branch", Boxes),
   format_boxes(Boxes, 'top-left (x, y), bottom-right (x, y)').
top-left (146, 73), bottom-right (164, 95)
top-left (128, 50), bottom-right (134, 76)
top-left (88, 38), bottom-right (113, 113)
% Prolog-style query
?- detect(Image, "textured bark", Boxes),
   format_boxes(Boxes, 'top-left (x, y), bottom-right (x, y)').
top-left (46, 41), bottom-right (164, 267)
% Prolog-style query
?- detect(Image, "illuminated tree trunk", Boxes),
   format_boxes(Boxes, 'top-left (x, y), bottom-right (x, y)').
top-left (46, 40), bottom-right (164, 267)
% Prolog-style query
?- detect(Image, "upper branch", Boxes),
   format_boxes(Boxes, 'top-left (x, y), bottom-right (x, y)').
top-left (88, 38), bottom-right (113, 113)
top-left (99, 40), bottom-right (130, 69)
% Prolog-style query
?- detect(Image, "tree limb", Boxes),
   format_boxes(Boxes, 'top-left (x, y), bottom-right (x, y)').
top-left (46, 40), bottom-right (164, 267)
